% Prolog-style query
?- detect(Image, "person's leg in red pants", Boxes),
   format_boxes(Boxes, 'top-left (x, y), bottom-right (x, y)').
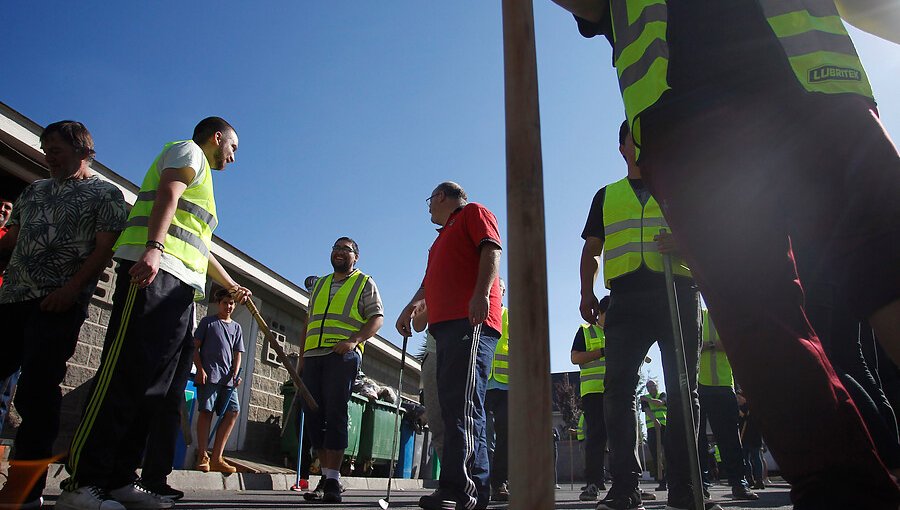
top-left (639, 92), bottom-right (900, 509)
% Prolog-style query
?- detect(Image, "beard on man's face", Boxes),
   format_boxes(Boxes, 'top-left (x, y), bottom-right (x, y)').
top-left (331, 257), bottom-right (352, 273)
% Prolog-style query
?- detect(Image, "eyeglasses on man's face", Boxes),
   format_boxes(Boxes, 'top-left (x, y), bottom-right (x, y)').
top-left (425, 191), bottom-right (442, 205)
top-left (332, 245), bottom-right (356, 254)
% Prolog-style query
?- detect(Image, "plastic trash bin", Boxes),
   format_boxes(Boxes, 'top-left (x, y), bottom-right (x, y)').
top-left (394, 421), bottom-right (416, 478)
top-left (173, 379), bottom-right (198, 469)
top-left (280, 380), bottom-right (298, 456)
top-left (345, 393), bottom-right (367, 457)
top-left (358, 399), bottom-right (404, 462)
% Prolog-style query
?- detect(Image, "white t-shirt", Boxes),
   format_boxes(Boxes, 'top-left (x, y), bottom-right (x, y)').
top-left (115, 140), bottom-right (211, 299)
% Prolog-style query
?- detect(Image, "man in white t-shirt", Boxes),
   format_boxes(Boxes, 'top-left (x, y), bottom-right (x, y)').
top-left (59, 117), bottom-right (252, 510)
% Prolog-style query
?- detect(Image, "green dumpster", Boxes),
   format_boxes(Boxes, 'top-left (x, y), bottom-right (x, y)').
top-left (345, 393), bottom-right (367, 457)
top-left (358, 399), bottom-right (404, 462)
top-left (280, 381), bottom-right (298, 456)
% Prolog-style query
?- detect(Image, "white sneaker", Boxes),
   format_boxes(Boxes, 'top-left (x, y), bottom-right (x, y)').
top-left (56, 487), bottom-right (126, 510)
top-left (108, 483), bottom-right (173, 510)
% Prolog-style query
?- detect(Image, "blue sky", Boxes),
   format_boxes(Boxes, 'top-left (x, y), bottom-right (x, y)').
top-left (3, 2), bottom-right (899, 389)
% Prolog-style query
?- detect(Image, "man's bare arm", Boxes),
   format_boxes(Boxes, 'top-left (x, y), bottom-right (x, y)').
top-left (128, 166), bottom-right (193, 287)
top-left (412, 304), bottom-right (428, 333)
top-left (550, 0), bottom-right (608, 23)
top-left (580, 236), bottom-right (604, 324)
top-left (571, 349), bottom-right (604, 365)
top-left (469, 243), bottom-right (501, 326)
top-left (396, 286), bottom-right (426, 336)
top-left (207, 252), bottom-right (251, 303)
top-left (41, 230), bottom-right (119, 312)
top-left (334, 315), bottom-right (385, 355)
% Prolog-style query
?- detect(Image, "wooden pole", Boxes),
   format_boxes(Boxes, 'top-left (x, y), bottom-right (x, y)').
top-left (502, 1), bottom-right (553, 508)
top-left (244, 298), bottom-right (319, 412)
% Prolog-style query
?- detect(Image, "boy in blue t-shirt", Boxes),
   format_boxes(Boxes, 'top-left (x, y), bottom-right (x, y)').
top-left (193, 288), bottom-right (245, 473)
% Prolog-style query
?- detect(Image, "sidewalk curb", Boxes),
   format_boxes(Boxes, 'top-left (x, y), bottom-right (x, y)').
top-left (44, 464), bottom-right (433, 492)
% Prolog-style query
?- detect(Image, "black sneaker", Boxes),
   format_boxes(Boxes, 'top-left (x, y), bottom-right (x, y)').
top-left (655, 483), bottom-right (667, 492)
top-left (303, 477), bottom-right (326, 501)
top-left (321, 478), bottom-right (342, 503)
top-left (491, 481), bottom-right (509, 502)
top-left (640, 490), bottom-right (656, 501)
top-left (664, 493), bottom-right (724, 510)
top-left (597, 488), bottom-right (645, 510)
top-left (418, 489), bottom-right (452, 510)
top-left (579, 483), bottom-right (600, 501)
top-left (138, 481), bottom-right (184, 501)
top-left (419, 489), bottom-right (484, 510)
top-left (731, 483), bottom-right (759, 501)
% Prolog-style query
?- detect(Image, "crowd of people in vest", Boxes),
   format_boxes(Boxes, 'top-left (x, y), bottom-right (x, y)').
top-left (0, 117), bottom-right (254, 510)
top-left (2, 0), bottom-right (900, 509)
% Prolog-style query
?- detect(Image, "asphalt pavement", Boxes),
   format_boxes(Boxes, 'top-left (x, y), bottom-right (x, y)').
top-left (39, 480), bottom-right (794, 509)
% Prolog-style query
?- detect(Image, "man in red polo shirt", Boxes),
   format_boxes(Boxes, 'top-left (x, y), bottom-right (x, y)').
top-left (397, 181), bottom-right (502, 510)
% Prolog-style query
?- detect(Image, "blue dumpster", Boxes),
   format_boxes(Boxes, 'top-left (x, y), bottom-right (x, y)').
top-left (173, 379), bottom-right (198, 469)
top-left (394, 421), bottom-right (416, 478)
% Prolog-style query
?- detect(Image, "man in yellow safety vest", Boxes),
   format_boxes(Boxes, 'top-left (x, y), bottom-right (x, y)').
top-left (576, 121), bottom-right (702, 510)
top-left (570, 295), bottom-right (610, 501)
top-left (59, 117), bottom-right (251, 510)
top-left (551, 0), bottom-right (900, 507)
top-left (484, 279), bottom-right (510, 501)
top-left (696, 310), bottom-right (757, 501)
top-left (301, 237), bottom-right (384, 504)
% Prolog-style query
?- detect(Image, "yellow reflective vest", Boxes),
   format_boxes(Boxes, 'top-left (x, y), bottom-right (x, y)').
top-left (489, 307), bottom-right (510, 384)
top-left (699, 309), bottom-right (734, 388)
top-left (114, 141), bottom-right (217, 277)
top-left (644, 393), bottom-right (667, 429)
top-left (577, 414), bottom-right (586, 441)
top-left (602, 178), bottom-right (690, 288)
top-left (579, 324), bottom-right (606, 396)
top-left (610, 0), bottom-right (873, 155)
top-left (304, 270), bottom-right (370, 354)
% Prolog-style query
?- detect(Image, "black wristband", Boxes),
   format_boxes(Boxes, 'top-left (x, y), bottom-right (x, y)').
top-left (146, 240), bottom-right (165, 252)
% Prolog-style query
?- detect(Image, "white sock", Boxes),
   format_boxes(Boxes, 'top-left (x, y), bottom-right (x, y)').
top-left (323, 468), bottom-right (339, 480)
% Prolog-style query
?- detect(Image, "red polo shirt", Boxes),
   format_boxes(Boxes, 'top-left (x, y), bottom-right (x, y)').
top-left (424, 203), bottom-right (503, 333)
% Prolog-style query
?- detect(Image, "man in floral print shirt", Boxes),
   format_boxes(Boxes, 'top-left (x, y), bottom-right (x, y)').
top-left (0, 120), bottom-right (126, 509)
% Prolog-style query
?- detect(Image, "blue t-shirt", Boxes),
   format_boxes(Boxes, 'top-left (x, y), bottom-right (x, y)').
top-left (196, 315), bottom-right (245, 386)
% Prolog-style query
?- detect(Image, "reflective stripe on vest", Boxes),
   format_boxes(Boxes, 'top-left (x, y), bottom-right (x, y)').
top-left (579, 324), bottom-right (606, 396)
top-left (304, 270), bottom-right (369, 354)
top-left (644, 395), bottom-right (667, 429)
top-left (610, 0), bottom-right (670, 152)
top-left (758, 0), bottom-right (872, 98)
top-left (609, 0), bottom-right (873, 158)
top-left (699, 309), bottom-right (734, 387)
top-left (490, 307), bottom-right (510, 384)
top-left (113, 140), bottom-right (217, 276)
top-left (602, 178), bottom-right (691, 288)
